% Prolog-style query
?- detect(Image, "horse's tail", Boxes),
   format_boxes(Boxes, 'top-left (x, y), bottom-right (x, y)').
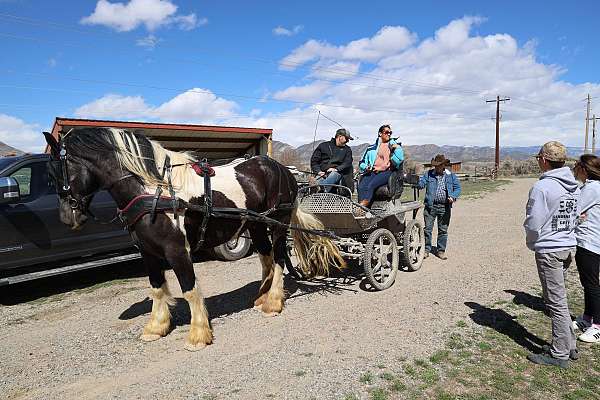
top-left (290, 205), bottom-right (346, 278)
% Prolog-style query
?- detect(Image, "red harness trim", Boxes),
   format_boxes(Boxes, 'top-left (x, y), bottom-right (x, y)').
top-left (191, 162), bottom-right (216, 177)
top-left (117, 194), bottom-right (167, 213)
top-left (118, 194), bottom-right (185, 227)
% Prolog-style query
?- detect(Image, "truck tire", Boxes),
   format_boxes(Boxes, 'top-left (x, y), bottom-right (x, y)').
top-left (212, 231), bottom-right (252, 261)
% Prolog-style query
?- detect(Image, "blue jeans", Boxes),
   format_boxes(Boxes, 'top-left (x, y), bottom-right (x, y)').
top-left (424, 203), bottom-right (451, 252)
top-left (358, 170), bottom-right (392, 202)
top-left (316, 171), bottom-right (343, 193)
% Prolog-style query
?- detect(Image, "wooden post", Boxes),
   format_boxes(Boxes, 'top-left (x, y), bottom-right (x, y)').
top-left (267, 133), bottom-right (273, 157)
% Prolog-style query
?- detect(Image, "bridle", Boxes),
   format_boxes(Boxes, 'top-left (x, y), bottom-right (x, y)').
top-left (57, 141), bottom-right (132, 224)
top-left (58, 143), bottom-right (88, 212)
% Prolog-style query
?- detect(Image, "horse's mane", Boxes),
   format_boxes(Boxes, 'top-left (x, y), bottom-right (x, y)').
top-left (64, 127), bottom-right (198, 189)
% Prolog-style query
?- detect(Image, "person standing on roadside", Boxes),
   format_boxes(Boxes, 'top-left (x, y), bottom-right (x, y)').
top-left (572, 154), bottom-right (600, 343)
top-left (418, 154), bottom-right (461, 260)
top-left (310, 128), bottom-right (354, 194)
top-left (524, 141), bottom-right (580, 368)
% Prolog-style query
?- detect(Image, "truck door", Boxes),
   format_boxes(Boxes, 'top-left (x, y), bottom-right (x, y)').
top-left (0, 160), bottom-right (133, 270)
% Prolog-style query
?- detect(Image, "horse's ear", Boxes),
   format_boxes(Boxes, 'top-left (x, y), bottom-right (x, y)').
top-left (43, 132), bottom-right (60, 158)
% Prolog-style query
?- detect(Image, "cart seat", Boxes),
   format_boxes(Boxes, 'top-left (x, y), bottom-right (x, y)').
top-left (371, 168), bottom-right (404, 202)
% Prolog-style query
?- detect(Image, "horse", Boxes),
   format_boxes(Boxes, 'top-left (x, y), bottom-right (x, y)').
top-left (43, 128), bottom-right (344, 351)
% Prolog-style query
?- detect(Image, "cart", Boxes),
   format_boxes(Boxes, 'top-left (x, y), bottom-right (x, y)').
top-left (295, 182), bottom-right (425, 290)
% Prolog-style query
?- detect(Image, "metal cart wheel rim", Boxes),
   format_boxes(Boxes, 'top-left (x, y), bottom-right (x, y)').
top-left (363, 228), bottom-right (399, 290)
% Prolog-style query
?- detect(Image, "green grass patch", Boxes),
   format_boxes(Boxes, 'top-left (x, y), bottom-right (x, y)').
top-left (379, 372), bottom-right (394, 381)
top-left (343, 394), bottom-right (359, 400)
top-left (460, 179), bottom-right (510, 199)
top-left (356, 268), bottom-right (600, 399)
top-left (360, 371), bottom-right (374, 384)
top-left (390, 378), bottom-right (406, 392)
top-left (293, 370), bottom-right (306, 377)
top-left (429, 350), bottom-right (451, 364)
top-left (370, 388), bottom-right (388, 400)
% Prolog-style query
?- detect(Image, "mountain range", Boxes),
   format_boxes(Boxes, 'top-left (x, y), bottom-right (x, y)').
top-left (273, 140), bottom-right (595, 164)
top-left (0, 141), bottom-right (24, 157)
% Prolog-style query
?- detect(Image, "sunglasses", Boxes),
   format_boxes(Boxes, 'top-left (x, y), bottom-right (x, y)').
top-left (381, 131), bottom-right (392, 135)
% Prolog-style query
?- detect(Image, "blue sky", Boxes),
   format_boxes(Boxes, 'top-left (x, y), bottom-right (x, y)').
top-left (1, 0), bottom-right (600, 152)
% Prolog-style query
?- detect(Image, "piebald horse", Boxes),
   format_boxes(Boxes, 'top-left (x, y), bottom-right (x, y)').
top-left (44, 128), bottom-right (344, 351)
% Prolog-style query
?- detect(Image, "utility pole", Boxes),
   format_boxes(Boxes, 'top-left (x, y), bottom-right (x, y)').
top-left (585, 94), bottom-right (591, 153)
top-left (593, 114), bottom-right (597, 154)
top-left (486, 95), bottom-right (510, 175)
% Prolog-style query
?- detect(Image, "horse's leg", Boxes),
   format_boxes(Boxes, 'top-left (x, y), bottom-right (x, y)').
top-left (140, 252), bottom-right (174, 342)
top-left (164, 246), bottom-right (213, 351)
top-left (259, 226), bottom-right (288, 315)
top-left (248, 224), bottom-right (274, 308)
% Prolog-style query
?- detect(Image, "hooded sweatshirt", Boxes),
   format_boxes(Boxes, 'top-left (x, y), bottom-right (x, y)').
top-left (524, 166), bottom-right (580, 253)
top-left (575, 179), bottom-right (600, 255)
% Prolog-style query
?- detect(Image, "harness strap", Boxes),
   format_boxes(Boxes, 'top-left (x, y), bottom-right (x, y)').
top-left (195, 160), bottom-right (213, 251)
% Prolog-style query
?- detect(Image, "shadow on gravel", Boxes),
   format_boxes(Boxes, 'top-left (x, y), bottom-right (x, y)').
top-left (465, 301), bottom-right (548, 352)
top-left (120, 280), bottom-right (262, 324)
top-left (284, 260), bottom-right (364, 299)
top-left (0, 259), bottom-right (147, 305)
top-left (504, 289), bottom-right (547, 314)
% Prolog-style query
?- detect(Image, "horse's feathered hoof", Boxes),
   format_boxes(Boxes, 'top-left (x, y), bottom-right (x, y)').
top-left (184, 341), bottom-right (208, 352)
top-left (140, 333), bottom-right (162, 342)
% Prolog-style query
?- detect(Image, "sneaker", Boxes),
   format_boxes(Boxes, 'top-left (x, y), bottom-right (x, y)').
top-left (541, 345), bottom-right (579, 361)
top-left (527, 352), bottom-right (569, 368)
top-left (436, 251), bottom-right (447, 260)
top-left (572, 316), bottom-right (592, 332)
top-left (578, 326), bottom-right (600, 343)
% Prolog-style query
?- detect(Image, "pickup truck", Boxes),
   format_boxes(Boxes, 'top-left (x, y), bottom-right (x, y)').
top-left (0, 154), bottom-right (251, 285)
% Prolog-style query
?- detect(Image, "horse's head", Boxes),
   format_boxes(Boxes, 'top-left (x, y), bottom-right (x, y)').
top-left (44, 132), bottom-right (100, 230)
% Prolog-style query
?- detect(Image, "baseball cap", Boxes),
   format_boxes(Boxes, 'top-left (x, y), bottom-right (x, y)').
top-left (335, 128), bottom-right (353, 140)
top-left (536, 141), bottom-right (567, 162)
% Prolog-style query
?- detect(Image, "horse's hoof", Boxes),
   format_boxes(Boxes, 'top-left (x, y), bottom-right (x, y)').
top-left (184, 341), bottom-right (208, 352)
top-left (140, 333), bottom-right (162, 342)
top-left (262, 311), bottom-right (280, 317)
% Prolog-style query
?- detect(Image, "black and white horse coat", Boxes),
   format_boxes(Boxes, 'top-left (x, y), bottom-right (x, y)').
top-left (44, 128), bottom-right (342, 350)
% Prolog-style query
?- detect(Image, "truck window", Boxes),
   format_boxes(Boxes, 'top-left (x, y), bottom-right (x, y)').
top-left (9, 162), bottom-right (53, 201)
top-left (10, 167), bottom-right (32, 196)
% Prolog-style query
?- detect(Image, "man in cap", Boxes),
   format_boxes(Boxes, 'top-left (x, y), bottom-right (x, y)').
top-left (310, 128), bottom-right (354, 194)
top-left (524, 141), bottom-right (580, 368)
top-left (418, 154), bottom-right (462, 260)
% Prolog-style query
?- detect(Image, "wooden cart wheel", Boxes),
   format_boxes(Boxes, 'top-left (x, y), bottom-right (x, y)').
top-left (401, 220), bottom-right (425, 271)
top-left (363, 228), bottom-right (399, 290)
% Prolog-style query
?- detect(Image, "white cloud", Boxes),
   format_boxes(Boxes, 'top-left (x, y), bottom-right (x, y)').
top-left (136, 34), bottom-right (161, 48)
top-left (154, 88), bottom-right (237, 121)
top-left (279, 25), bottom-right (417, 70)
top-left (309, 60), bottom-right (360, 80)
top-left (0, 114), bottom-right (44, 153)
top-left (273, 81), bottom-right (331, 102)
top-left (71, 17), bottom-right (600, 149)
top-left (81, 0), bottom-right (205, 32)
top-left (273, 25), bottom-right (303, 36)
top-left (256, 17), bottom-right (600, 147)
top-left (74, 89), bottom-right (237, 123)
top-left (75, 94), bottom-right (152, 119)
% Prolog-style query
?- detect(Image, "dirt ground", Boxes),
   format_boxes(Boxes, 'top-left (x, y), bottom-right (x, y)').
top-left (0, 178), bottom-right (540, 400)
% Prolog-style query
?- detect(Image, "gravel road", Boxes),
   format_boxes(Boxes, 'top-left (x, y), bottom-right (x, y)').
top-left (0, 178), bottom-right (541, 400)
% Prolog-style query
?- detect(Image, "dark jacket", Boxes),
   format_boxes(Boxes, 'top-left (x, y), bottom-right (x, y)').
top-left (418, 169), bottom-right (462, 208)
top-left (310, 138), bottom-right (354, 192)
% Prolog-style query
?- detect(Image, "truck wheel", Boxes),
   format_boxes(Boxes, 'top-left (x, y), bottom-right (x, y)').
top-left (213, 231), bottom-right (252, 261)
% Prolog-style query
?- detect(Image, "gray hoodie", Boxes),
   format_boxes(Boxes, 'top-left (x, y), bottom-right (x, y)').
top-left (524, 167), bottom-right (580, 253)
top-left (575, 180), bottom-right (600, 255)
